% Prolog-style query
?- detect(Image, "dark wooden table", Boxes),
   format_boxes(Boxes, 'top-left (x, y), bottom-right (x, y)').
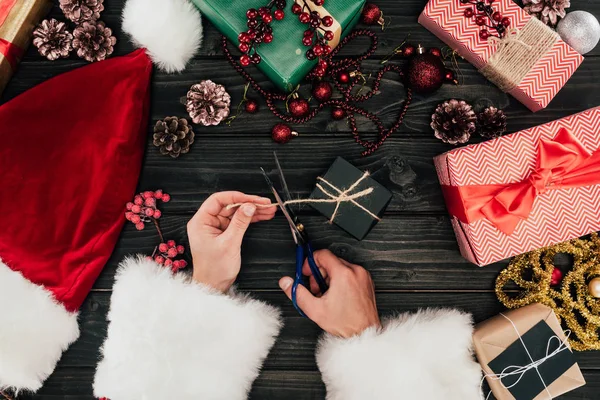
top-left (3, 0), bottom-right (600, 398)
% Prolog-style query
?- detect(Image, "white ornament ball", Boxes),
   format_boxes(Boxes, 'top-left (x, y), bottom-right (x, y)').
top-left (557, 11), bottom-right (600, 55)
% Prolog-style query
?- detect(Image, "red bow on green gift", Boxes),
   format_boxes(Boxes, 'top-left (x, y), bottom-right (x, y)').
top-left (442, 128), bottom-right (600, 235)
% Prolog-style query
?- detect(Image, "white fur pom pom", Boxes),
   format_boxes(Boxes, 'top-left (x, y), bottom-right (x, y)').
top-left (122, 0), bottom-right (203, 73)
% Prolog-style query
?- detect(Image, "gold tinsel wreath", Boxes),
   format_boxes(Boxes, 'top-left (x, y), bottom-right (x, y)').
top-left (496, 233), bottom-right (600, 351)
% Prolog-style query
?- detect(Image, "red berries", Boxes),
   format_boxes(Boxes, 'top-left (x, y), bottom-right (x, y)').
top-left (238, 1), bottom-right (286, 67)
top-left (153, 240), bottom-right (188, 273)
top-left (299, 12), bottom-right (310, 23)
top-left (322, 16), bottom-right (333, 27)
top-left (274, 9), bottom-right (285, 20)
top-left (125, 189), bottom-right (170, 231)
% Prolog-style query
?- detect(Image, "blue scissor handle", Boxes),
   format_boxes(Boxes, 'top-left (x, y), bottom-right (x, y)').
top-left (292, 243), bottom-right (329, 318)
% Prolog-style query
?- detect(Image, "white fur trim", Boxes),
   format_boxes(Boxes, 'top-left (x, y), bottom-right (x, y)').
top-left (122, 0), bottom-right (203, 72)
top-left (0, 260), bottom-right (80, 393)
top-left (94, 257), bottom-right (282, 400)
top-left (316, 309), bottom-right (483, 400)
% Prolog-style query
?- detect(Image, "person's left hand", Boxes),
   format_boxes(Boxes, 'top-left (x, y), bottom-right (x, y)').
top-left (187, 191), bottom-right (276, 293)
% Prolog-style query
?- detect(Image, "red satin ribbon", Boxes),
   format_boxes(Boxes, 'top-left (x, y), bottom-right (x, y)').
top-left (0, 0), bottom-right (24, 70)
top-left (441, 128), bottom-right (600, 235)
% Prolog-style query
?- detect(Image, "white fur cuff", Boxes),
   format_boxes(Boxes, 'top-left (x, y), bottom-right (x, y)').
top-left (94, 257), bottom-right (282, 400)
top-left (316, 309), bottom-right (482, 400)
top-left (0, 261), bottom-right (80, 393)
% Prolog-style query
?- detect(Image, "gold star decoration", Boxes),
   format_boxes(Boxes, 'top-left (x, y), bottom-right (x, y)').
top-left (496, 233), bottom-right (600, 351)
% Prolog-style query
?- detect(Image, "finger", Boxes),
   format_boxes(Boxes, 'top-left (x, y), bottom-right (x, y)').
top-left (221, 203), bottom-right (256, 247)
top-left (302, 258), bottom-right (328, 281)
top-left (279, 277), bottom-right (321, 321)
top-left (308, 276), bottom-right (322, 296)
top-left (308, 249), bottom-right (350, 278)
top-left (200, 192), bottom-right (271, 219)
top-left (251, 213), bottom-right (277, 223)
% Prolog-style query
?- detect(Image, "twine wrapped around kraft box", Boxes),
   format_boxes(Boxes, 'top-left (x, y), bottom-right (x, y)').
top-left (0, 0), bottom-right (51, 96)
top-left (419, 0), bottom-right (583, 112)
top-left (434, 106), bottom-right (600, 266)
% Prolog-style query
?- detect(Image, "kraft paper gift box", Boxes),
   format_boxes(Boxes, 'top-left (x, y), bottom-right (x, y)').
top-left (0, 0), bottom-right (51, 96)
top-left (418, 0), bottom-right (583, 112)
top-left (192, 0), bottom-right (365, 92)
top-left (473, 304), bottom-right (586, 400)
top-left (434, 106), bottom-right (600, 266)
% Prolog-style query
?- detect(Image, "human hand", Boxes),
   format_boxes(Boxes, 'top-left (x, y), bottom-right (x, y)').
top-left (188, 191), bottom-right (276, 293)
top-left (278, 249), bottom-right (381, 338)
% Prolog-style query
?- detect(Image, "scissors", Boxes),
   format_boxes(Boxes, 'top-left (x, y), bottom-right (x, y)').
top-left (261, 152), bottom-right (328, 317)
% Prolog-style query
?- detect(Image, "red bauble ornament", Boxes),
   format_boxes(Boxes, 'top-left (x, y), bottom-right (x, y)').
top-left (428, 47), bottom-right (442, 57)
top-left (401, 44), bottom-right (415, 57)
top-left (272, 123), bottom-right (298, 144)
top-left (289, 98), bottom-right (310, 117)
top-left (361, 3), bottom-right (384, 27)
top-left (338, 71), bottom-right (350, 83)
top-left (405, 46), bottom-right (445, 94)
top-left (245, 98), bottom-right (259, 114)
top-left (551, 267), bottom-right (563, 286)
top-left (331, 107), bottom-right (346, 120)
top-left (312, 81), bottom-right (333, 102)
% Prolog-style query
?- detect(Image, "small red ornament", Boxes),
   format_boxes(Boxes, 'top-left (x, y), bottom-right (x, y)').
top-left (338, 71), bottom-right (350, 83)
top-left (405, 45), bottom-right (446, 94)
top-left (361, 3), bottom-right (384, 28)
top-left (551, 267), bottom-right (563, 286)
top-left (401, 44), bottom-right (415, 57)
top-left (245, 98), bottom-right (259, 113)
top-left (312, 81), bottom-right (333, 102)
top-left (444, 69), bottom-right (458, 84)
top-left (289, 97), bottom-right (310, 117)
top-left (272, 123), bottom-right (298, 144)
top-left (428, 47), bottom-right (442, 57)
top-left (331, 107), bottom-right (346, 120)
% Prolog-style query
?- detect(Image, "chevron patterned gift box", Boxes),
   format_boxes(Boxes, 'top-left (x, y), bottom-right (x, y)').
top-left (434, 106), bottom-right (600, 266)
top-left (419, 0), bottom-right (583, 112)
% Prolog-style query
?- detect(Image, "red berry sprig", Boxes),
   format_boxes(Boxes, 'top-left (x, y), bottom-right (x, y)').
top-left (292, 0), bottom-right (335, 76)
top-left (151, 240), bottom-right (188, 273)
top-left (125, 190), bottom-right (170, 231)
top-left (239, 0), bottom-right (287, 67)
top-left (460, 0), bottom-right (511, 41)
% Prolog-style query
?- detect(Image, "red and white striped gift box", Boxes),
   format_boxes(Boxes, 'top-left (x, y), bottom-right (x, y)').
top-left (434, 106), bottom-right (600, 266)
top-left (419, 0), bottom-right (583, 112)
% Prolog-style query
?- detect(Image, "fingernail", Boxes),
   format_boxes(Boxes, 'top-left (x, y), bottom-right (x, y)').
top-left (279, 277), bottom-right (293, 291)
top-left (242, 204), bottom-right (256, 217)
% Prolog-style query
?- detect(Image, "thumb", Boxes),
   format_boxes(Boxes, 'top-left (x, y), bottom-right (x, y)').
top-left (279, 277), bottom-right (320, 322)
top-left (223, 203), bottom-right (256, 247)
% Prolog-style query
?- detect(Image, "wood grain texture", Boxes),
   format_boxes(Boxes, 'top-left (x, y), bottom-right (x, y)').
top-left (3, 0), bottom-right (600, 398)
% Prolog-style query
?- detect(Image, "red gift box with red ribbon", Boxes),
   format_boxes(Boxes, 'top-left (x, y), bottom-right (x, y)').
top-left (434, 106), bottom-right (600, 266)
top-left (419, 0), bottom-right (583, 112)
top-left (0, 0), bottom-right (51, 97)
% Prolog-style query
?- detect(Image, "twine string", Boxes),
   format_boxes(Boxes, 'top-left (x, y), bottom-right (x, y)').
top-left (481, 313), bottom-right (572, 400)
top-left (226, 172), bottom-right (381, 222)
top-left (487, 28), bottom-right (532, 53)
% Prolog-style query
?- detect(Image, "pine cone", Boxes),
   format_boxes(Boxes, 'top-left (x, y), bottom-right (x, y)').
top-left (72, 21), bottom-right (116, 62)
top-left (60, 0), bottom-right (104, 23)
top-left (523, 0), bottom-right (570, 26)
top-left (477, 107), bottom-right (507, 139)
top-left (186, 80), bottom-right (231, 126)
top-left (32, 19), bottom-right (73, 60)
top-left (431, 99), bottom-right (477, 145)
top-left (153, 117), bottom-right (195, 158)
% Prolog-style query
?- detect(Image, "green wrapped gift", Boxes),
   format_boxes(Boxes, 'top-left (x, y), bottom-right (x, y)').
top-left (192, 0), bottom-right (366, 92)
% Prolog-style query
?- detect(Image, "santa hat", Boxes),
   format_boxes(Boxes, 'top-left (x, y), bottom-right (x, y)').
top-left (0, 0), bottom-right (202, 393)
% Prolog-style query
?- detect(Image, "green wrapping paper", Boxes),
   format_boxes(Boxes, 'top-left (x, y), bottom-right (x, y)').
top-left (192, 0), bottom-right (365, 92)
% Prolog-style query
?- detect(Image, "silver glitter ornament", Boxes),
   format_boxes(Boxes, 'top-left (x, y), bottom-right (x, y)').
top-left (557, 11), bottom-right (600, 55)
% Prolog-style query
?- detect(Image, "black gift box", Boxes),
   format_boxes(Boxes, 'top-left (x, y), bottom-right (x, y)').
top-left (487, 320), bottom-right (576, 400)
top-left (309, 157), bottom-right (392, 240)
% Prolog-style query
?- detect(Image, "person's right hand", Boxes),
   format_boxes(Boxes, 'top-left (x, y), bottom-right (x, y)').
top-left (278, 249), bottom-right (381, 338)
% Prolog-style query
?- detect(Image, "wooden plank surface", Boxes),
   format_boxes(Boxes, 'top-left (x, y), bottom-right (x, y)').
top-left (3, 0), bottom-right (600, 398)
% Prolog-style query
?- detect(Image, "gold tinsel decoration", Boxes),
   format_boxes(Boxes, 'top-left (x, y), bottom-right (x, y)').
top-left (496, 233), bottom-right (600, 351)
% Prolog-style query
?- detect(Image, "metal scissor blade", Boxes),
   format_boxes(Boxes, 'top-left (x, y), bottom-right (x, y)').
top-left (273, 152), bottom-right (293, 203)
top-left (261, 167), bottom-right (301, 244)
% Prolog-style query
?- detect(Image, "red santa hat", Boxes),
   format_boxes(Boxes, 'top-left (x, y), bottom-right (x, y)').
top-left (0, 0), bottom-right (202, 393)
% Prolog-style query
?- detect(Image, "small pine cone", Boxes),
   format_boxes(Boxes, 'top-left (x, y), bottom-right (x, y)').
top-left (32, 19), bottom-right (73, 60)
top-left (153, 117), bottom-right (195, 158)
top-left (72, 21), bottom-right (116, 62)
top-left (186, 80), bottom-right (231, 126)
top-left (477, 107), bottom-right (507, 139)
top-left (60, 0), bottom-right (104, 23)
top-left (523, 0), bottom-right (570, 26)
top-left (431, 99), bottom-right (477, 145)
